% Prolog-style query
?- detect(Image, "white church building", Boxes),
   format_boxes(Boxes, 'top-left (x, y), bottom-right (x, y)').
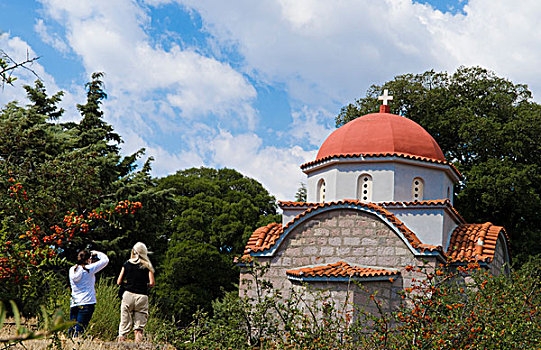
top-left (239, 91), bottom-right (511, 316)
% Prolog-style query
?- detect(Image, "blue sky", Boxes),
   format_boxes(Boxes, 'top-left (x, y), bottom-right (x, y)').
top-left (1, 0), bottom-right (539, 200)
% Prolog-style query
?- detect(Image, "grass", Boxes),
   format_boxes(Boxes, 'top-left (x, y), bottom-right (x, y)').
top-left (0, 278), bottom-right (173, 349)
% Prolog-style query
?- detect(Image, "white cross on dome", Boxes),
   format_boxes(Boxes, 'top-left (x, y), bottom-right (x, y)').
top-left (378, 89), bottom-right (393, 105)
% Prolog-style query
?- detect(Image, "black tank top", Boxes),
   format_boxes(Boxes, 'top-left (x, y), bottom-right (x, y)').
top-left (123, 261), bottom-right (149, 295)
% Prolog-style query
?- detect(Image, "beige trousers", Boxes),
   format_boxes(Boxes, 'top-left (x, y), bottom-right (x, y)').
top-left (118, 291), bottom-right (149, 337)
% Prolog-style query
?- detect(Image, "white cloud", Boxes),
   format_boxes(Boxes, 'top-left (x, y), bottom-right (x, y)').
top-left (34, 19), bottom-right (69, 53)
top-left (209, 130), bottom-right (316, 200)
top-left (176, 0), bottom-right (541, 102)
top-left (39, 0), bottom-right (257, 124)
top-left (288, 106), bottom-right (334, 147)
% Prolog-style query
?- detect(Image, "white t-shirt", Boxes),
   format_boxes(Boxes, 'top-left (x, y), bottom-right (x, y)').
top-left (69, 251), bottom-right (109, 307)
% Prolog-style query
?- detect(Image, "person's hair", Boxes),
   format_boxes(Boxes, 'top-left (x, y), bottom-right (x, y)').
top-left (76, 250), bottom-right (91, 271)
top-left (77, 250), bottom-right (91, 265)
top-left (129, 242), bottom-right (155, 272)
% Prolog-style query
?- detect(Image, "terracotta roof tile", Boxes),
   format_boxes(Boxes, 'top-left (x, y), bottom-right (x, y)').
top-left (243, 222), bottom-right (283, 254)
top-left (286, 261), bottom-right (399, 281)
top-left (447, 223), bottom-right (509, 263)
top-left (299, 152), bottom-right (461, 178)
top-left (278, 201), bottom-right (319, 208)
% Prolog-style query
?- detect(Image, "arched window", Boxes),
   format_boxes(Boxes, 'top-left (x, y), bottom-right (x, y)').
top-left (412, 177), bottom-right (424, 201)
top-left (317, 179), bottom-right (326, 203)
top-left (358, 174), bottom-right (372, 202)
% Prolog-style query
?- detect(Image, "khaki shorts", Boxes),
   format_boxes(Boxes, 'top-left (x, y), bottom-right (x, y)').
top-left (118, 291), bottom-right (149, 336)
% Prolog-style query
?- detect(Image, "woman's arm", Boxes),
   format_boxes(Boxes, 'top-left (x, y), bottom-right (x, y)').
top-left (148, 270), bottom-right (155, 288)
top-left (87, 250), bottom-right (109, 274)
top-left (117, 267), bottom-right (125, 285)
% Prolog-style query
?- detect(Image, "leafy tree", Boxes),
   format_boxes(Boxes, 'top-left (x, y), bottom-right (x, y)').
top-left (154, 167), bottom-right (280, 325)
top-left (0, 76), bottom-right (161, 311)
top-left (336, 66), bottom-right (541, 264)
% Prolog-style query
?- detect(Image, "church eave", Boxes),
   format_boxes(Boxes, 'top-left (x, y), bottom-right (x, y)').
top-left (300, 153), bottom-right (461, 183)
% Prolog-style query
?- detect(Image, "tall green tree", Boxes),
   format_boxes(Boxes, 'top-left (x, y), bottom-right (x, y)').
top-left (336, 66), bottom-right (541, 264)
top-left (0, 75), bottom-right (163, 310)
top-left (154, 167), bottom-right (280, 325)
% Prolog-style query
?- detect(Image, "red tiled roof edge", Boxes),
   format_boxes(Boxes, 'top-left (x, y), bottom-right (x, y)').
top-left (243, 222), bottom-right (283, 255)
top-left (447, 223), bottom-right (510, 263)
top-left (243, 200), bottom-right (444, 257)
top-left (300, 152), bottom-right (461, 177)
top-left (278, 201), bottom-right (319, 208)
top-left (286, 261), bottom-right (400, 280)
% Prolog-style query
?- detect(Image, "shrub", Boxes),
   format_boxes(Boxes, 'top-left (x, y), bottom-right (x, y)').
top-left (174, 258), bottom-right (541, 349)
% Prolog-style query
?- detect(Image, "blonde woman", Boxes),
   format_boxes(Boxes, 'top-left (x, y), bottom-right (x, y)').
top-left (117, 242), bottom-right (155, 342)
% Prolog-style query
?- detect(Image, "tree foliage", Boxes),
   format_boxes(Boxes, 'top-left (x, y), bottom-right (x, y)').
top-left (0, 75), bottom-right (160, 311)
top-left (154, 167), bottom-right (280, 325)
top-left (336, 66), bottom-right (541, 264)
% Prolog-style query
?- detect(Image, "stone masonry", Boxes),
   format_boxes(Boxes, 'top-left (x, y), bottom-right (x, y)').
top-left (239, 208), bottom-right (438, 318)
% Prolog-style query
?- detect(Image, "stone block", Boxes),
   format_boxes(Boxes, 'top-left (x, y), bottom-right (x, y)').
top-left (329, 237), bottom-right (342, 246)
top-left (395, 247), bottom-right (409, 256)
top-left (377, 256), bottom-right (400, 266)
top-left (288, 247), bottom-right (301, 256)
top-left (330, 228), bottom-right (342, 237)
top-left (337, 247), bottom-right (351, 256)
top-left (323, 216), bottom-right (338, 226)
top-left (339, 219), bottom-right (355, 227)
top-left (303, 246), bottom-right (319, 255)
top-left (378, 246), bottom-right (395, 256)
top-left (344, 237), bottom-right (361, 246)
top-left (281, 257), bottom-right (292, 266)
top-left (351, 247), bottom-right (365, 256)
top-left (364, 247), bottom-right (377, 256)
top-left (314, 228), bottom-right (330, 236)
top-left (320, 246), bottom-right (335, 256)
top-left (292, 257), bottom-right (311, 266)
top-left (361, 237), bottom-right (378, 246)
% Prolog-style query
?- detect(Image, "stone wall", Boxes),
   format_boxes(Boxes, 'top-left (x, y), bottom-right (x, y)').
top-left (490, 236), bottom-right (510, 276)
top-left (239, 208), bottom-right (438, 317)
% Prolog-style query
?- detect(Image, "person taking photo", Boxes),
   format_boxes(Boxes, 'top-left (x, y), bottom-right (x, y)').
top-left (68, 249), bottom-right (109, 337)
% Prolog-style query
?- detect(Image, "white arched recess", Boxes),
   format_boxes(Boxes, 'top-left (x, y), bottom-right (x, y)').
top-left (317, 178), bottom-right (326, 203)
top-left (412, 177), bottom-right (424, 201)
top-left (357, 174), bottom-right (373, 202)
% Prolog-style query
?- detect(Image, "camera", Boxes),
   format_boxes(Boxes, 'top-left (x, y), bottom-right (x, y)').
top-left (85, 244), bottom-right (100, 263)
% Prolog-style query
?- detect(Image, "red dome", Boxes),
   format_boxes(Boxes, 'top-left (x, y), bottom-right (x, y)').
top-left (317, 112), bottom-right (446, 162)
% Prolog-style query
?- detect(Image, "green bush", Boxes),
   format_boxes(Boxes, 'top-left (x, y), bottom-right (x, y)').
top-left (172, 259), bottom-right (541, 349)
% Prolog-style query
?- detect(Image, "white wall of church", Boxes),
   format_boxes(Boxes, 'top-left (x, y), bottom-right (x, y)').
top-left (306, 161), bottom-right (455, 204)
top-left (387, 207), bottom-right (459, 247)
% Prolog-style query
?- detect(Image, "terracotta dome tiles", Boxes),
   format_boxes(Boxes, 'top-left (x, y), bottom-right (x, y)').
top-left (314, 112), bottom-right (446, 164)
top-left (286, 261), bottom-right (399, 280)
